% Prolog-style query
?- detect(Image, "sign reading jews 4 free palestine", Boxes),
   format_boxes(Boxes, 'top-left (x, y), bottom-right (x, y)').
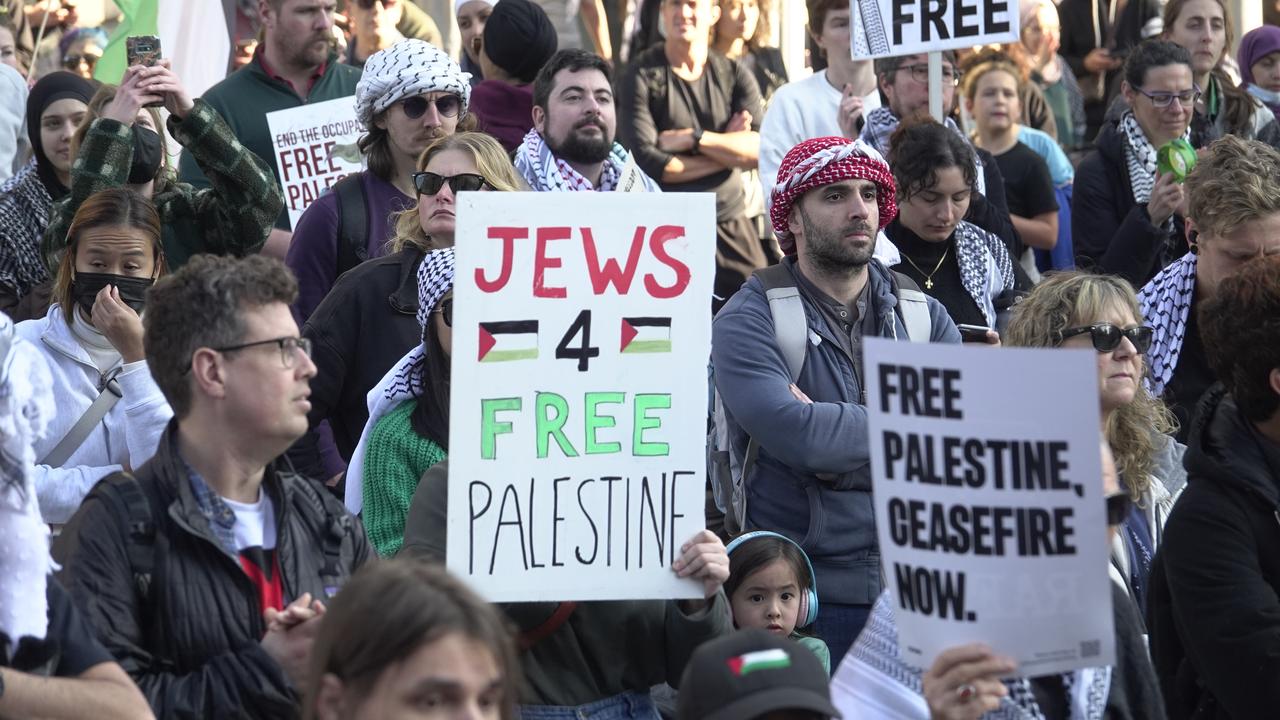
top-left (863, 339), bottom-right (1114, 678)
top-left (849, 0), bottom-right (1019, 59)
top-left (265, 96), bottom-right (364, 229)
top-left (447, 192), bottom-right (717, 602)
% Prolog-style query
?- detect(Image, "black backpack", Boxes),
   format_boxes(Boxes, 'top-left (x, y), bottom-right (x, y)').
top-left (332, 174), bottom-right (370, 278)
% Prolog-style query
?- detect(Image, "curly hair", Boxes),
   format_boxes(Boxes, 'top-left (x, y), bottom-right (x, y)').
top-left (302, 559), bottom-right (520, 720)
top-left (1004, 271), bottom-right (1177, 502)
top-left (144, 254), bottom-right (298, 418)
top-left (1123, 39), bottom-right (1192, 90)
top-left (1185, 135), bottom-right (1280, 239)
top-left (887, 118), bottom-right (977, 203)
top-left (1199, 256), bottom-right (1280, 422)
top-left (389, 132), bottom-right (524, 253)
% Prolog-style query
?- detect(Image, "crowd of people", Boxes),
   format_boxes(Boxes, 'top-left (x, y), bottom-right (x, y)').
top-left (1, 0), bottom-right (1280, 718)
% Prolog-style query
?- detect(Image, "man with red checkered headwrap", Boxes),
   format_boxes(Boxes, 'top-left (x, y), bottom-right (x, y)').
top-left (711, 136), bottom-right (959, 666)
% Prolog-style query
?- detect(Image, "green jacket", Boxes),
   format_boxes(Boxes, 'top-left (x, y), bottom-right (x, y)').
top-left (402, 458), bottom-right (733, 706)
top-left (179, 52), bottom-right (362, 229)
top-left (42, 99), bottom-right (281, 271)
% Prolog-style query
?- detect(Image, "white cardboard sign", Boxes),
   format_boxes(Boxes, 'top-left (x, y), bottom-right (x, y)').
top-left (850, 0), bottom-right (1020, 59)
top-left (264, 96), bottom-right (363, 229)
top-left (446, 192), bottom-right (717, 602)
top-left (864, 338), bottom-right (1115, 677)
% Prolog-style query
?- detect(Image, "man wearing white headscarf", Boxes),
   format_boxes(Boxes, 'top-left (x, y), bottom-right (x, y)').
top-left (0, 314), bottom-right (153, 720)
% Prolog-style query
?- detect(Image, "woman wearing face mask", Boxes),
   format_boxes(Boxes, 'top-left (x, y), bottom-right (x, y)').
top-left (1239, 26), bottom-right (1280, 118)
top-left (1161, 0), bottom-right (1280, 148)
top-left (14, 187), bottom-right (174, 525)
top-left (0, 71), bottom-right (95, 316)
top-left (38, 61), bottom-right (282, 284)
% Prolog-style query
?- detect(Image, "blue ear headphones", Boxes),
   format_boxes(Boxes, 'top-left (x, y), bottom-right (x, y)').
top-left (725, 531), bottom-right (820, 629)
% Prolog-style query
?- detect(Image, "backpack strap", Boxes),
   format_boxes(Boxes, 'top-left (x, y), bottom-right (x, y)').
top-left (754, 263), bottom-right (807, 381)
top-left (891, 271), bottom-right (933, 344)
top-left (333, 174), bottom-right (369, 277)
top-left (40, 373), bottom-right (123, 467)
top-left (99, 472), bottom-right (156, 600)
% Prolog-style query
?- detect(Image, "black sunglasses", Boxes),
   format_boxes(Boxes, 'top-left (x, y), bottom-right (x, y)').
top-left (435, 297), bottom-right (453, 327)
top-left (1106, 492), bottom-right (1131, 526)
top-left (401, 94), bottom-right (461, 120)
top-left (412, 171), bottom-right (488, 196)
top-left (1059, 323), bottom-right (1153, 354)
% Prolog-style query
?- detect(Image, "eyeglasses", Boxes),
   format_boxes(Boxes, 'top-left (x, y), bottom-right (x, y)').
top-left (434, 297), bottom-right (453, 327)
top-left (63, 53), bottom-right (100, 69)
top-left (412, 171), bottom-right (488, 196)
top-left (1105, 492), bottom-right (1131, 526)
top-left (1132, 85), bottom-right (1201, 108)
top-left (401, 94), bottom-right (462, 120)
top-left (1059, 323), bottom-right (1153, 354)
top-left (212, 336), bottom-right (313, 369)
top-left (901, 63), bottom-right (961, 86)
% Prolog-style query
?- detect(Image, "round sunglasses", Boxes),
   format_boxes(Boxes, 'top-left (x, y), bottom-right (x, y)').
top-left (412, 171), bottom-right (489, 196)
top-left (401, 94), bottom-right (462, 120)
top-left (1059, 323), bottom-right (1154, 354)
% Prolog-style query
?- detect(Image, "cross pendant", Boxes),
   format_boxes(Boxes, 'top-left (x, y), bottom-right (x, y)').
top-left (925, 279), bottom-right (933, 289)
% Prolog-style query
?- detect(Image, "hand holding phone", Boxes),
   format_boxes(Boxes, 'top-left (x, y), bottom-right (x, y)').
top-left (957, 324), bottom-right (999, 345)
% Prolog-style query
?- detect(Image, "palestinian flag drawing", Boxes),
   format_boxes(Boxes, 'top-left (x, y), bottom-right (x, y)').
top-left (620, 317), bottom-right (672, 353)
top-left (478, 321), bottom-right (539, 362)
top-left (726, 648), bottom-right (792, 676)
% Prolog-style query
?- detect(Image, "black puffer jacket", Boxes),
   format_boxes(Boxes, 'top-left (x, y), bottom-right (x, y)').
top-left (1148, 386), bottom-right (1280, 719)
top-left (1071, 120), bottom-right (1186, 287)
top-left (288, 247), bottom-right (424, 480)
top-left (54, 422), bottom-right (371, 719)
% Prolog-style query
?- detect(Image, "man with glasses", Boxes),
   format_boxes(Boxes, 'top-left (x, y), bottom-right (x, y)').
top-left (180, 0), bottom-right (362, 260)
top-left (516, 49), bottom-right (660, 192)
top-left (287, 38), bottom-right (473, 323)
top-left (860, 52), bottom-right (1020, 260)
top-left (1073, 40), bottom-right (1197, 287)
top-left (55, 254), bottom-right (370, 719)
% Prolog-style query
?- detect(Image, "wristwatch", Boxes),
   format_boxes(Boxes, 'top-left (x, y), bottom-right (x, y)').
top-left (691, 128), bottom-right (704, 155)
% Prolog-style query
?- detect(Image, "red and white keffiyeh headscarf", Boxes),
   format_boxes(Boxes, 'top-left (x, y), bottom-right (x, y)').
top-left (769, 136), bottom-right (898, 255)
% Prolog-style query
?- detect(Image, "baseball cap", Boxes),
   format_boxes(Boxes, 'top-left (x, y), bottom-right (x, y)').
top-left (677, 630), bottom-right (840, 720)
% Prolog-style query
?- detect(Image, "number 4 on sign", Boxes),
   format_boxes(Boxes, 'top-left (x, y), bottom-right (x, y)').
top-left (555, 310), bottom-right (600, 372)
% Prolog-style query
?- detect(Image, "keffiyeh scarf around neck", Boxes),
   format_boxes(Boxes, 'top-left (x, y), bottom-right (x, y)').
top-left (953, 221), bottom-right (1016, 327)
top-left (1119, 111), bottom-right (1190, 208)
top-left (1137, 253), bottom-right (1197, 397)
top-left (860, 107), bottom-right (986, 195)
top-left (514, 128), bottom-right (660, 193)
top-left (0, 161), bottom-right (54, 301)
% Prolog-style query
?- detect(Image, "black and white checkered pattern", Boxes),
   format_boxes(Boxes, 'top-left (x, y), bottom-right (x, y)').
top-left (355, 39), bottom-right (472, 130)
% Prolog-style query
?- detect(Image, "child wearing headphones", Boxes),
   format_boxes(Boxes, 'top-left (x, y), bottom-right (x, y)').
top-left (724, 531), bottom-right (831, 674)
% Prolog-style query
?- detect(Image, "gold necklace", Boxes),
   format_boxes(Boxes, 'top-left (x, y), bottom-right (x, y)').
top-left (901, 246), bottom-right (950, 289)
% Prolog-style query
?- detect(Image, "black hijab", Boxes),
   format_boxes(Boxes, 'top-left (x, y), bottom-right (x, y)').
top-left (26, 71), bottom-right (97, 200)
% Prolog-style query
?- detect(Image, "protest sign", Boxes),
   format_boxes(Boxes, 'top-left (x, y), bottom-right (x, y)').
top-left (850, 0), bottom-right (1019, 59)
top-left (264, 97), bottom-right (363, 229)
top-left (447, 192), bottom-right (717, 602)
top-left (864, 338), bottom-right (1114, 677)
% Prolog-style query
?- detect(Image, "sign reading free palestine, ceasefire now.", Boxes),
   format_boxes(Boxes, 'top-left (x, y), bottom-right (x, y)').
top-left (446, 192), bottom-right (718, 602)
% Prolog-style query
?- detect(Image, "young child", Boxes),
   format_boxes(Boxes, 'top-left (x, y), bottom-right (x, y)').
top-left (725, 532), bottom-right (831, 674)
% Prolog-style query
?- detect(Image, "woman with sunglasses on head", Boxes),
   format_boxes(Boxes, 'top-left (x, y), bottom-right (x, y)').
top-left (289, 132), bottom-right (520, 494)
top-left (287, 39), bottom-right (477, 325)
top-left (1004, 271), bottom-right (1183, 615)
top-left (1072, 40), bottom-right (1197, 289)
top-left (14, 187), bottom-right (173, 525)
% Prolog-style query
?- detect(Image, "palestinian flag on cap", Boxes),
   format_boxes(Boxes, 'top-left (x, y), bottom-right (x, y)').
top-left (726, 648), bottom-right (792, 676)
top-left (479, 321), bottom-right (539, 362)
top-left (620, 317), bottom-right (672, 353)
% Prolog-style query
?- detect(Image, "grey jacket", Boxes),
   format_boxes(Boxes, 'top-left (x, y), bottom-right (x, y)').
top-left (710, 258), bottom-right (960, 605)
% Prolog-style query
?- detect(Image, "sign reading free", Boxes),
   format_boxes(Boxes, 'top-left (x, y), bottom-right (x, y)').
top-left (850, 0), bottom-right (1020, 59)
top-left (447, 192), bottom-right (718, 602)
top-left (265, 96), bottom-right (364, 229)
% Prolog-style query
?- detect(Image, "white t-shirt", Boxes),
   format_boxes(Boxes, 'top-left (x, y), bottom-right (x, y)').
top-left (223, 490), bottom-right (277, 552)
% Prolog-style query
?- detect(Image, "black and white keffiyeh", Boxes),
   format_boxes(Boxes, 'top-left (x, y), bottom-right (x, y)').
top-left (0, 161), bottom-right (54, 302)
top-left (1119, 110), bottom-right (1190, 208)
top-left (355, 39), bottom-right (472, 130)
top-left (343, 247), bottom-right (455, 514)
top-left (513, 128), bottom-right (660, 193)
top-left (953, 220), bottom-right (1016, 327)
top-left (1137, 253), bottom-right (1197, 397)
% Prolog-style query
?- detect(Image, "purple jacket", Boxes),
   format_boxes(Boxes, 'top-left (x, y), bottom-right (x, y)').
top-left (471, 80), bottom-right (534, 154)
top-left (285, 170), bottom-right (415, 323)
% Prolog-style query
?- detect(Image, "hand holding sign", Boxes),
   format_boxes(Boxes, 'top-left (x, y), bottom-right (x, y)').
top-left (922, 644), bottom-right (1015, 720)
top-left (673, 529), bottom-right (730, 605)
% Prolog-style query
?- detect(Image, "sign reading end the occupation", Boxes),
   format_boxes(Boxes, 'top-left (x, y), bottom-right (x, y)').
top-left (447, 192), bottom-right (717, 603)
top-left (865, 339), bottom-right (1116, 677)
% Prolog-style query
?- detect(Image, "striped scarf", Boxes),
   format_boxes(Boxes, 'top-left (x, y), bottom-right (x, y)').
top-left (1137, 253), bottom-right (1197, 397)
top-left (514, 128), bottom-right (659, 193)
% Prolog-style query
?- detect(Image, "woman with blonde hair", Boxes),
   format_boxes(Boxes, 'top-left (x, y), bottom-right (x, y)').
top-left (289, 132), bottom-right (520, 489)
top-left (1004, 270), bottom-right (1183, 612)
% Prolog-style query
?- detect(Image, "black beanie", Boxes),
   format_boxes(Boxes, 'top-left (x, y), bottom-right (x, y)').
top-left (483, 0), bottom-right (558, 84)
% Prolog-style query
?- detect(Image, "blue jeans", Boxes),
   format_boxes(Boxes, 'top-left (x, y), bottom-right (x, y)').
top-left (809, 602), bottom-right (872, 668)
top-left (520, 691), bottom-right (660, 720)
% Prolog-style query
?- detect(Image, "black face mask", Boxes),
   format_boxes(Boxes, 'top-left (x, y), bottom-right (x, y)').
top-left (127, 125), bottom-right (163, 184)
top-left (72, 272), bottom-right (154, 317)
